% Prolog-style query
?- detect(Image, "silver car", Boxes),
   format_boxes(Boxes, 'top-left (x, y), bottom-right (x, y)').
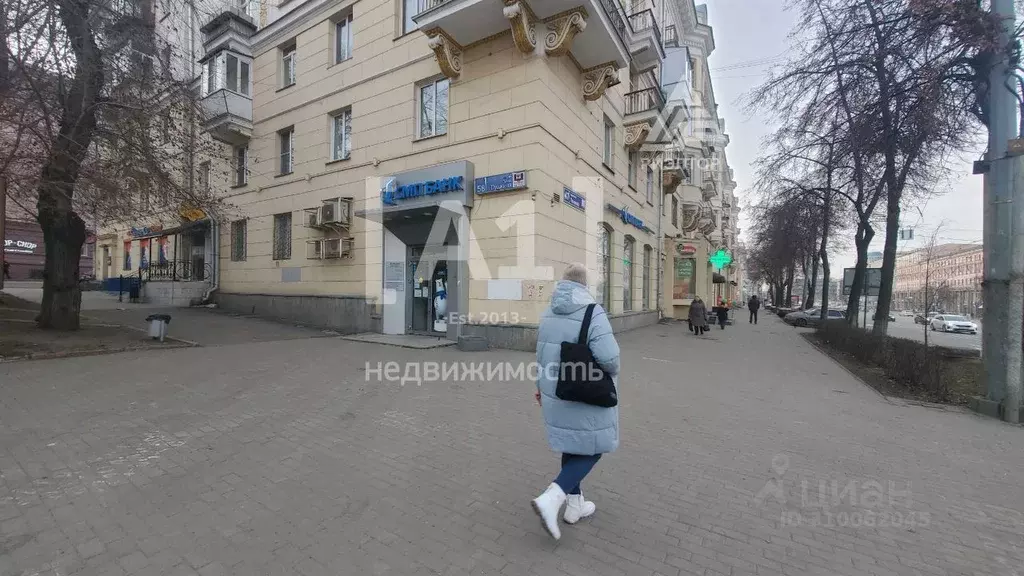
top-left (930, 314), bottom-right (978, 334)
top-left (785, 308), bottom-right (845, 327)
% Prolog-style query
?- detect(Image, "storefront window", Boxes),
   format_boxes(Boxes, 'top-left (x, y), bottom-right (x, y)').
top-left (623, 236), bottom-right (635, 312)
top-left (597, 224), bottom-right (611, 310)
top-left (673, 257), bottom-right (696, 300)
top-left (643, 245), bottom-right (652, 310)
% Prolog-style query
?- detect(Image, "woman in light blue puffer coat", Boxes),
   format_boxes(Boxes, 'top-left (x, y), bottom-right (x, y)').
top-left (531, 263), bottom-right (620, 541)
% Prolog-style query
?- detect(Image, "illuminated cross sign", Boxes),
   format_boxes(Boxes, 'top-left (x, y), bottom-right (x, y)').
top-left (709, 249), bottom-right (732, 270)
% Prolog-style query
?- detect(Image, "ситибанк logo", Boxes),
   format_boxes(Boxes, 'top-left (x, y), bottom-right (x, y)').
top-left (381, 177), bottom-right (398, 206)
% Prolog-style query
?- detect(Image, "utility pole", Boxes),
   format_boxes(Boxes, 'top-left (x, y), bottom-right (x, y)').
top-left (982, 0), bottom-right (1021, 423)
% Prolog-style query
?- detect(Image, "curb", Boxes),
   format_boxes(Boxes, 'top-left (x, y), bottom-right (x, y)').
top-left (0, 341), bottom-right (197, 364)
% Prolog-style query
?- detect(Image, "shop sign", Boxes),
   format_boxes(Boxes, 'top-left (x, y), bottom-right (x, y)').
top-left (3, 239), bottom-right (38, 254)
top-left (179, 205), bottom-right (207, 222)
top-left (709, 248), bottom-right (733, 270)
top-left (130, 225), bottom-right (162, 238)
top-left (605, 204), bottom-right (651, 233)
top-left (382, 175), bottom-right (464, 206)
top-left (677, 243), bottom-right (697, 256)
top-left (474, 171), bottom-right (526, 195)
top-left (562, 187), bottom-right (586, 211)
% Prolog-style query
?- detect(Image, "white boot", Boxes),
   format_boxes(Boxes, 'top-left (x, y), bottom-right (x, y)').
top-left (563, 493), bottom-right (596, 524)
top-left (531, 483), bottom-right (566, 540)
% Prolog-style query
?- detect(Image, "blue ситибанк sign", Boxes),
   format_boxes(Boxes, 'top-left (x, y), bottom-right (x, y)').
top-left (475, 171), bottom-right (526, 195)
top-left (382, 175), bottom-right (464, 206)
top-left (606, 203), bottom-right (653, 234)
top-left (563, 187), bottom-right (585, 211)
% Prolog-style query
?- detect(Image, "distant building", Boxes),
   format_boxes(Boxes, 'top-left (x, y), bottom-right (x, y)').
top-left (892, 244), bottom-right (981, 314)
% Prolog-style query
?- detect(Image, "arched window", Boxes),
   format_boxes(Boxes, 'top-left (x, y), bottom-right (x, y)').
top-left (623, 235), bottom-right (635, 312)
top-left (643, 244), bottom-right (652, 310)
top-left (598, 224), bottom-right (612, 310)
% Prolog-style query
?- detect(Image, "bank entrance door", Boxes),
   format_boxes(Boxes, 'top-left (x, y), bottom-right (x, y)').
top-left (407, 245), bottom-right (449, 335)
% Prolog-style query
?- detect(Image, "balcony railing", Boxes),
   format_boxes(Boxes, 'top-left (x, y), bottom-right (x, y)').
top-left (624, 86), bottom-right (665, 115)
top-left (598, 0), bottom-right (631, 48)
top-left (627, 9), bottom-right (662, 52)
top-left (416, 0), bottom-right (450, 15)
top-left (663, 24), bottom-right (678, 47)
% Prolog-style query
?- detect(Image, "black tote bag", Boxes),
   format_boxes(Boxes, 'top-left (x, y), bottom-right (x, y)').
top-left (554, 304), bottom-right (618, 408)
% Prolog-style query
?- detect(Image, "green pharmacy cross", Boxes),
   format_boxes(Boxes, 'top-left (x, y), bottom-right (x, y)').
top-left (709, 249), bottom-right (732, 270)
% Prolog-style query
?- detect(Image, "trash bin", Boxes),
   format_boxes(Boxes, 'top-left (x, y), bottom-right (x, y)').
top-left (145, 314), bottom-right (172, 342)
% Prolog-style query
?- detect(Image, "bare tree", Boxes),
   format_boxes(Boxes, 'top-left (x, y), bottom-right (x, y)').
top-left (750, 0), bottom-right (1003, 334)
top-left (919, 222), bottom-right (950, 348)
top-left (1, 0), bottom-right (229, 329)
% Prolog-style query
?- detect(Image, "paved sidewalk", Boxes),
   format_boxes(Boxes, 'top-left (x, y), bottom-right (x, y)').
top-left (0, 314), bottom-right (1022, 576)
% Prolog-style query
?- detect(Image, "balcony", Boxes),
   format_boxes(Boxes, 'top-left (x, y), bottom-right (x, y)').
top-left (661, 151), bottom-right (686, 192)
top-left (413, 0), bottom-right (630, 91)
top-left (201, 89), bottom-right (252, 145)
top-left (625, 6), bottom-right (664, 73)
top-left (623, 86), bottom-right (664, 149)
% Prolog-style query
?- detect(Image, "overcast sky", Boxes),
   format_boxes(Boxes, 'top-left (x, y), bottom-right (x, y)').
top-left (703, 0), bottom-right (986, 269)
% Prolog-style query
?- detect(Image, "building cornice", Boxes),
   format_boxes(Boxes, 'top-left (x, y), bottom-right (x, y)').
top-left (252, 0), bottom-right (355, 55)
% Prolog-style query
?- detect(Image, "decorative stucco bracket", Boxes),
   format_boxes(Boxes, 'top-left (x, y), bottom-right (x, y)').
top-left (582, 61), bottom-right (620, 101)
top-left (503, 0), bottom-right (537, 54)
top-left (625, 121), bottom-right (653, 149)
top-left (544, 7), bottom-right (587, 57)
top-left (425, 28), bottom-right (463, 79)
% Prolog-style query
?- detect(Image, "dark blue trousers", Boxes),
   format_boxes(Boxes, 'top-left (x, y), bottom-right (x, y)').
top-left (555, 453), bottom-right (601, 495)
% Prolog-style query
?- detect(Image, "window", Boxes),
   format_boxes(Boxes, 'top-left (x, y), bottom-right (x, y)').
top-left (198, 160), bottom-right (211, 192)
top-left (418, 78), bottom-right (449, 138)
top-left (403, 0), bottom-right (419, 33)
top-left (335, 15), bottom-right (353, 63)
top-left (623, 236), bottom-right (635, 312)
top-left (671, 196), bottom-right (678, 228)
top-left (281, 44), bottom-right (296, 87)
top-left (598, 224), bottom-right (612, 311)
top-left (643, 245), bottom-right (652, 311)
top-left (331, 109), bottom-right (352, 161)
top-left (272, 213), bottom-right (292, 260)
top-left (603, 116), bottom-right (614, 167)
top-left (646, 165), bottom-right (654, 204)
top-left (204, 52), bottom-right (251, 96)
top-left (230, 220), bottom-right (247, 261)
top-left (234, 145), bottom-right (248, 186)
top-left (279, 127), bottom-right (294, 174)
top-left (238, 0), bottom-right (259, 20)
top-left (627, 151), bottom-right (638, 188)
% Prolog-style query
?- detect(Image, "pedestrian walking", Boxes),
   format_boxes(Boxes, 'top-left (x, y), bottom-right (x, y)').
top-left (714, 299), bottom-right (729, 329)
top-left (748, 295), bottom-right (760, 324)
top-left (2, 261), bottom-right (10, 280)
top-left (532, 263), bottom-right (620, 541)
top-left (688, 297), bottom-right (709, 335)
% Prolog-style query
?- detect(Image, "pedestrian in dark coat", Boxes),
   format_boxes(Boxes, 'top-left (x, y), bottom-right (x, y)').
top-left (714, 299), bottom-right (729, 329)
top-left (748, 295), bottom-right (760, 324)
top-left (688, 297), bottom-right (708, 335)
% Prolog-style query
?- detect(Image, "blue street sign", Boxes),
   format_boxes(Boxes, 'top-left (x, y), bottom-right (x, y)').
top-left (474, 171), bottom-right (527, 195)
top-left (563, 187), bottom-right (586, 211)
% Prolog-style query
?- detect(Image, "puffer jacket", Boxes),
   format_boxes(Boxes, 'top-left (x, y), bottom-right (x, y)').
top-left (535, 280), bottom-right (621, 455)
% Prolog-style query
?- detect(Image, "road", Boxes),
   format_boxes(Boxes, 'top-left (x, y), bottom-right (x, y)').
top-left (0, 308), bottom-right (1021, 576)
top-left (878, 318), bottom-right (981, 351)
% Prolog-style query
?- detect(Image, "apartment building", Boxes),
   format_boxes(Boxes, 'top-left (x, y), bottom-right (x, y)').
top-left (97, 0), bottom-right (742, 347)
top-left (893, 244), bottom-right (983, 315)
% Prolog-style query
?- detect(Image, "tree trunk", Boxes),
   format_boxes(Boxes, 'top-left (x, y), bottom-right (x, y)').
top-left (846, 222), bottom-right (874, 326)
top-left (873, 202), bottom-right (900, 335)
top-left (808, 254), bottom-right (820, 309)
top-left (818, 188), bottom-right (833, 321)
top-left (35, 0), bottom-right (103, 330)
top-left (785, 267), bottom-right (794, 305)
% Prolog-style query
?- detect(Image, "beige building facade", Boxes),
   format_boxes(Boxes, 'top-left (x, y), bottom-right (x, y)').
top-left (893, 244), bottom-right (983, 316)
top-left (96, 0), bottom-right (743, 347)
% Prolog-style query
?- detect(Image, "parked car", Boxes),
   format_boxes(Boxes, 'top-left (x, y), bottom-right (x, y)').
top-left (930, 314), bottom-right (978, 334)
top-left (914, 312), bottom-right (938, 325)
top-left (872, 312), bottom-right (896, 322)
top-left (900, 310), bottom-right (915, 317)
top-left (785, 308), bottom-right (846, 327)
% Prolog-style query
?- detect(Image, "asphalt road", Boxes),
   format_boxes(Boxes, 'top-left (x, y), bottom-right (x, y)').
top-left (877, 318), bottom-right (981, 351)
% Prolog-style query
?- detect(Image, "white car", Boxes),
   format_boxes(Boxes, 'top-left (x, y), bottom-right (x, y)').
top-left (930, 314), bottom-right (978, 335)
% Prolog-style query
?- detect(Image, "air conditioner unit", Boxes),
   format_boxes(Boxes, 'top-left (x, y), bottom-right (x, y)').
top-left (305, 208), bottom-right (321, 228)
top-left (323, 237), bottom-right (354, 259)
top-left (306, 240), bottom-right (323, 259)
top-left (320, 198), bottom-right (352, 227)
